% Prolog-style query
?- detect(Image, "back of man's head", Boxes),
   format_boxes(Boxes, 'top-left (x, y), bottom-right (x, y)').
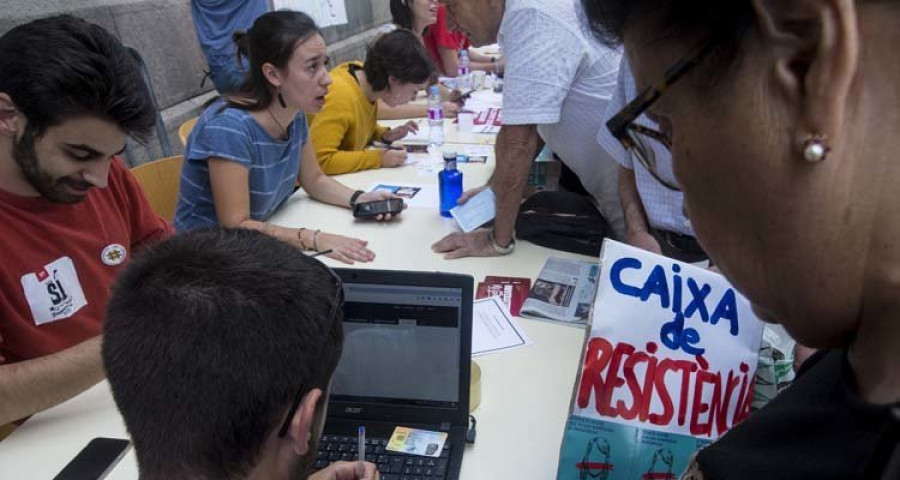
top-left (103, 228), bottom-right (344, 479)
top-left (0, 15), bottom-right (155, 140)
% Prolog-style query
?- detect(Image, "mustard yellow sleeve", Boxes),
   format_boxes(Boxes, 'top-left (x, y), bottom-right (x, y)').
top-left (372, 123), bottom-right (390, 144)
top-left (310, 98), bottom-right (383, 175)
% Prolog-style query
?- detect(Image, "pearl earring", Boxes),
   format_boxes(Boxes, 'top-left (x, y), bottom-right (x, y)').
top-left (802, 134), bottom-right (830, 163)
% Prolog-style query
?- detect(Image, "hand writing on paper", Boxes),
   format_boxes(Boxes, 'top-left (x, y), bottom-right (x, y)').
top-left (381, 148), bottom-right (408, 168)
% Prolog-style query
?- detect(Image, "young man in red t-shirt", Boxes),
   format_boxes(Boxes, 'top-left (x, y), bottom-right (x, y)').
top-left (0, 15), bottom-right (172, 424)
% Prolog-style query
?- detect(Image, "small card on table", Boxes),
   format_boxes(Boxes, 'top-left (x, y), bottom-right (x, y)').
top-left (386, 426), bottom-right (448, 458)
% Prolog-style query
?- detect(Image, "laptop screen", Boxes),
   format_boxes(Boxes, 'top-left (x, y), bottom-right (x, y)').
top-left (329, 282), bottom-right (463, 410)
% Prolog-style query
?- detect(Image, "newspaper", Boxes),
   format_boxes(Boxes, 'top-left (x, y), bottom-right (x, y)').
top-left (519, 257), bottom-right (600, 325)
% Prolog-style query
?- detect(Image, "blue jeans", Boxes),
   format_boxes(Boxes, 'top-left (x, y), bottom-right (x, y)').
top-left (206, 53), bottom-right (248, 94)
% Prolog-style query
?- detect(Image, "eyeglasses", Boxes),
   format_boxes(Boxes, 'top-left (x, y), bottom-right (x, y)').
top-left (276, 250), bottom-right (344, 438)
top-left (605, 41), bottom-right (715, 192)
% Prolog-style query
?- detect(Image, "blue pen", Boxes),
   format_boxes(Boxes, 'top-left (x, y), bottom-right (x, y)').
top-left (358, 426), bottom-right (366, 463)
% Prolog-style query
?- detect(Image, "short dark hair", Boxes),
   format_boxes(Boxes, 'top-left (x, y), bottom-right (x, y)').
top-left (390, 0), bottom-right (415, 30)
top-left (581, 0), bottom-right (755, 82)
top-left (103, 228), bottom-right (344, 479)
top-left (231, 10), bottom-right (321, 110)
top-left (0, 15), bottom-right (156, 141)
top-left (365, 29), bottom-right (437, 92)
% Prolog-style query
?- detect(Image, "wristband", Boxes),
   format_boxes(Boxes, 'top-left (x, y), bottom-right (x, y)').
top-left (488, 229), bottom-right (515, 255)
top-left (297, 228), bottom-right (312, 251)
top-left (349, 190), bottom-right (365, 207)
top-left (312, 229), bottom-right (321, 252)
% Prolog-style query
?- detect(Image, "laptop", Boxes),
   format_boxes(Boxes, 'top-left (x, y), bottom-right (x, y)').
top-left (312, 269), bottom-right (474, 480)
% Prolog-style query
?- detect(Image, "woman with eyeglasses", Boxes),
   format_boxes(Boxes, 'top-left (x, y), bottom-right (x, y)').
top-left (583, 0), bottom-right (900, 478)
top-left (308, 29), bottom-right (436, 175)
top-left (175, 11), bottom-right (399, 265)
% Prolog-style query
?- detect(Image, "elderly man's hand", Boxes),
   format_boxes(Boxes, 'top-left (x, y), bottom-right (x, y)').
top-left (431, 228), bottom-right (498, 259)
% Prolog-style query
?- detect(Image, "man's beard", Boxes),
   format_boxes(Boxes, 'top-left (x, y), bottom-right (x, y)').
top-left (13, 129), bottom-right (93, 204)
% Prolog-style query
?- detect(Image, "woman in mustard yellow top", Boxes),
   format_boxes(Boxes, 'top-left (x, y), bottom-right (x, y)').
top-left (309, 29), bottom-right (436, 175)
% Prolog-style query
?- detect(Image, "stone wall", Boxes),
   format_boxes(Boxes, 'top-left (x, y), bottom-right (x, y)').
top-left (0, 0), bottom-right (390, 165)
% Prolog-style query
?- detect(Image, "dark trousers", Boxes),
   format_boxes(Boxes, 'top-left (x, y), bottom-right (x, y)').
top-left (651, 229), bottom-right (709, 264)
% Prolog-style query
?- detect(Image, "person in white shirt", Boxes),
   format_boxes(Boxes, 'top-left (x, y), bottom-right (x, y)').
top-left (432, 0), bottom-right (624, 259)
top-left (597, 57), bottom-right (707, 262)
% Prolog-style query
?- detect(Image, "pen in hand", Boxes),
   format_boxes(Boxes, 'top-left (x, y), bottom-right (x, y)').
top-left (358, 426), bottom-right (366, 463)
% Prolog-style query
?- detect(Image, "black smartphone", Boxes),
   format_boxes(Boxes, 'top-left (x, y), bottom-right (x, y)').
top-left (404, 143), bottom-right (429, 154)
top-left (54, 437), bottom-right (131, 480)
top-left (353, 199), bottom-right (405, 218)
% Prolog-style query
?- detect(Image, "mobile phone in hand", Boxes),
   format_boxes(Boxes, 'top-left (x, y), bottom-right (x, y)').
top-left (353, 199), bottom-right (405, 218)
top-left (54, 437), bottom-right (131, 480)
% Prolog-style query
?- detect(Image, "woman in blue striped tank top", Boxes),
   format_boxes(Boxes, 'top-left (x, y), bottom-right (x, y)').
top-left (175, 11), bottom-right (400, 264)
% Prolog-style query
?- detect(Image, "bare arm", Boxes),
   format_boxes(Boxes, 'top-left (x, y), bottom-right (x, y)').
top-left (439, 48), bottom-right (459, 77)
top-left (431, 124), bottom-right (541, 259)
top-left (491, 124), bottom-right (543, 245)
top-left (208, 149), bottom-right (377, 264)
top-left (0, 336), bottom-right (104, 424)
top-left (297, 140), bottom-right (357, 208)
top-left (208, 158), bottom-right (309, 249)
top-left (618, 166), bottom-right (662, 254)
top-left (467, 49), bottom-right (495, 63)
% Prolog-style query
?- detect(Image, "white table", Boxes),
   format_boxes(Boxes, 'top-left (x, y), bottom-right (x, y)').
top-left (0, 144), bottom-right (594, 480)
top-left (381, 89), bottom-right (503, 146)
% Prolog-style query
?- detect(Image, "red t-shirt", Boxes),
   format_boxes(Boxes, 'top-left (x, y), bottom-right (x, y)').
top-left (423, 5), bottom-right (471, 75)
top-left (0, 159), bottom-right (172, 365)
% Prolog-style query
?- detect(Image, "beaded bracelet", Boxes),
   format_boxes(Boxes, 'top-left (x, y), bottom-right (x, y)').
top-left (297, 228), bottom-right (312, 251)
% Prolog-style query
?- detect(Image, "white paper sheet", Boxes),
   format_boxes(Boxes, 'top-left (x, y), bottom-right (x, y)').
top-left (472, 297), bottom-right (533, 356)
top-left (449, 188), bottom-right (495, 233)
top-left (272, 0), bottom-right (347, 27)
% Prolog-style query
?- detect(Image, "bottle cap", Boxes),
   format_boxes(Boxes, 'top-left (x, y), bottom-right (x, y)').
top-left (429, 85), bottom-right (439, 95)
top-left (443, 150), bottom-right (457, 161)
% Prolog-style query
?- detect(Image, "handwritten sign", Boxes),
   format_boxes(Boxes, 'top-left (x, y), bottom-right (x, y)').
top-left (557, 240), bottom-right (764, 479)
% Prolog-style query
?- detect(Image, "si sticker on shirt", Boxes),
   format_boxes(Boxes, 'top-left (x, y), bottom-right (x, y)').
top-left (20, 256), bottom-right (88, 326)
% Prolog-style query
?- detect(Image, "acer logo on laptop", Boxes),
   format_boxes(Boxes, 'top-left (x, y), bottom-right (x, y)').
top-left (344, 407), bottom-right (363, 414)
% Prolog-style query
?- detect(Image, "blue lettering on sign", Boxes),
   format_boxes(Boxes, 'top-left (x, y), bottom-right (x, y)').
top-left (684, 279), bottom-right (711, 322)
top-left (710, 289), bottom-right (739, 335)
top-left (610, 257), bottom-right (642, 297)
top-left (608, 256), bottom-right (741, 353)
top-left (640, 265), bottom-right (670, 309)
top-left (660, 312), bottom-right (706, 355)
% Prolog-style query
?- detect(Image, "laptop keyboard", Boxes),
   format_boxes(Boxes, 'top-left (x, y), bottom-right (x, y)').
top-left (313, 434), bottom-right (452, 480)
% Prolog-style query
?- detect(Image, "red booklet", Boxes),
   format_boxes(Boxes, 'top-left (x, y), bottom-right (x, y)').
top-left (476, 276), bottom-right (531, 317)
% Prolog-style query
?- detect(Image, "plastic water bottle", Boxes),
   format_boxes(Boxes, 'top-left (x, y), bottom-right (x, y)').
top-left (439, 150), bottom-right (463, 218)
top-left (457, 50), bottom-right (472, 91)
top-left (427, 85), bottom-right (444, 148)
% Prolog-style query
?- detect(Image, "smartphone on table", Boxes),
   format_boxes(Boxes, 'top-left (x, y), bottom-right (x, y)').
top-left (54, 437), bottom-right (131, 480)
top-left (353, 199), bottom-right (405, 218)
